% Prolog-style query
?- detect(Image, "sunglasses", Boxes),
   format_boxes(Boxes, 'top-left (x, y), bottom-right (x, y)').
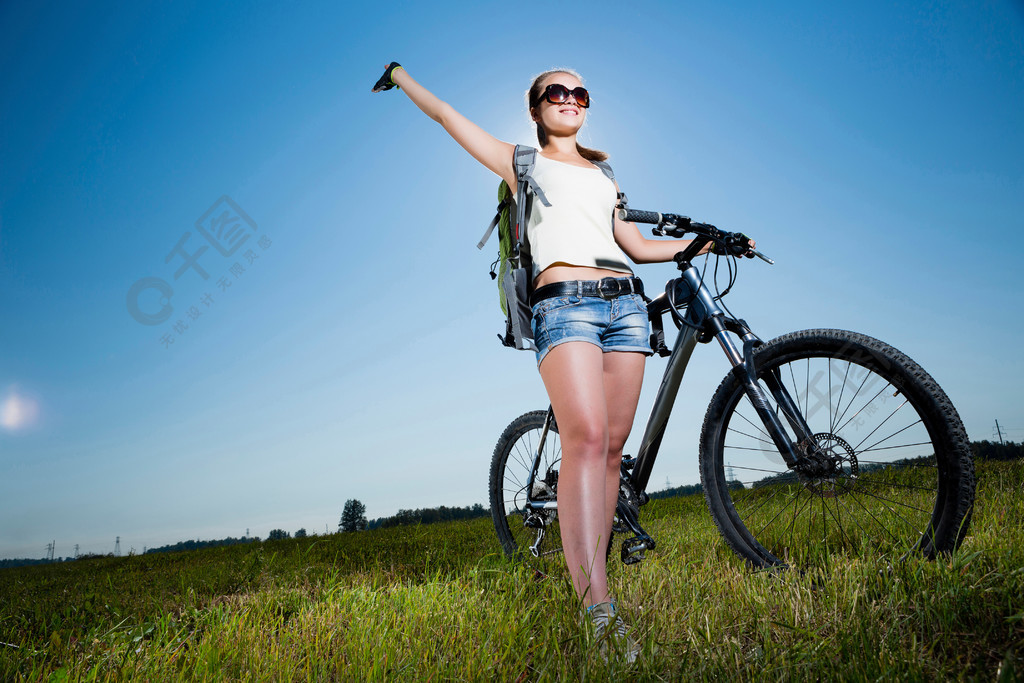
top-left (534, 83), bottom-right (591, 108)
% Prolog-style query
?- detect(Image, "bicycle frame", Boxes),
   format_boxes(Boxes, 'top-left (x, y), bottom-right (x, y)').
top-left (521, 254), bottom-right (827, 562)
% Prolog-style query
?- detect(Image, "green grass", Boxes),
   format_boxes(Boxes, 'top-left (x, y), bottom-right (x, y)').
top-left (2, 459), bottom-right (1022, 681)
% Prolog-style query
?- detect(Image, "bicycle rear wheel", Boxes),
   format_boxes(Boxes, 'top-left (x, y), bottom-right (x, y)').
top-left (700, 329), bottom-right (974, 570)
top-left (489, 410), bottom-right (565, 576)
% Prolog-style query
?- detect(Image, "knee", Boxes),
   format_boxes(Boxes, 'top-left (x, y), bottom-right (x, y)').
top-left (607, 431), bottom-right (629, 459)
top-left (563, 421), bottom-right (608, 461)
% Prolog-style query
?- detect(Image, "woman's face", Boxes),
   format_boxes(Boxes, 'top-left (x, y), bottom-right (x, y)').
top-left (532, 71), bottom-right (587, 137)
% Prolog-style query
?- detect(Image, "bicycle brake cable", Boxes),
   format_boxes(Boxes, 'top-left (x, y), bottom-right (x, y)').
top-left (715, 255), bottom-right (744, 322)
top-left (666, 275), bottom-right (701, 333)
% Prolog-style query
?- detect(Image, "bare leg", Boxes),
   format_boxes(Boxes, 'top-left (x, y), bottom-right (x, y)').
top-left (598, 351), bottom-right (646, 565)
top-left (538, 342), bottom-right (645, 607)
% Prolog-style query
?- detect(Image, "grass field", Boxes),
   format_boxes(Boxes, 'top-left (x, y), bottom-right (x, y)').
top-left (2, 458), bottom-right (1021, 681)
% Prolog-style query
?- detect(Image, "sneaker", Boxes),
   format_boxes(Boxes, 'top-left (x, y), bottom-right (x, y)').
top-left (585, 601), bottom-right (640, 663)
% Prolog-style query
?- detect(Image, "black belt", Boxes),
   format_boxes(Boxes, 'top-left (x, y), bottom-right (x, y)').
top-left (531, 277), bottom-right (644, 306)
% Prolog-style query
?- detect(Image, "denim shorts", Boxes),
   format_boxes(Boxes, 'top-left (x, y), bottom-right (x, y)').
top-left (531, 283), bottom-right (653, 366)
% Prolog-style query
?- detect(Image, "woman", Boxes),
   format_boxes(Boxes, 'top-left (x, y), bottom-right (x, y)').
top-left (372, 62), bottom-right (710, 658)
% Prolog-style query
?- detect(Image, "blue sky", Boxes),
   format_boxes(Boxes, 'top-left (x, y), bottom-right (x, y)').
top-left (1, 0), bottom-right (1022, 559)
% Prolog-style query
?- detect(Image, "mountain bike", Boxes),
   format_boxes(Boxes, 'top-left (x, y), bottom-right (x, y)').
top-left (488, 208), bottom-right (975, 573)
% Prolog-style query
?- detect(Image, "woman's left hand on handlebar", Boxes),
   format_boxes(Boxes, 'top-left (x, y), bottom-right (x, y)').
top-left (711, 233), bottom-right (756, 257)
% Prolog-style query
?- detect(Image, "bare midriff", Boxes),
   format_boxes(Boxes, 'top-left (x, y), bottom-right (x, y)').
top-left (534, 263), bottom-right (633, 289)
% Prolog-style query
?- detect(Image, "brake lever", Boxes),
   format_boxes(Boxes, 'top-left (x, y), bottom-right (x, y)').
top-left (653, 222), bottom-right (691, 239)
top-left (750, 249), bottom-right (774, 265)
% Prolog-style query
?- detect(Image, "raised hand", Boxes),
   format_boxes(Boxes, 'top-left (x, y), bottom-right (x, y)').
top-left (371, 62), bottom-right (403, 93)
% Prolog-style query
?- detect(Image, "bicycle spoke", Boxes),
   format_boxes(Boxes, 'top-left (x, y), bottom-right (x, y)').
top-left (724, 444), bottom-right (784, 454)
top-left (733, 484), bottom-right (790, 520)
top-left (857, 417), bottom-right (923, 455)
top-left (728, 463), bottom-right (791, 477)
top-left (851, 398), bottom-right (912, 453)
top-left (732, 408), bottom-right (774, 443)
top-left (504, 471), bottom-right (526, 500)
top-left (510, 439), bottom-right (533, 475)
top-left (830, 360), bottom-right (854, 434)
top-left (834, 482), bottom-right (906, 545)
top-left (832, 369), bottom-right (873, 434)
top-left (805, 357), bottom-right (810, 420)
top-left (841, 475), bottom-right (932, 514)
top-left (851, 476), bottom-right (938, 497)
top-left (726, 424), bottom-right (777, 447)
top-left (785, 359), bottom-right (800, 419)
top-left (705, 332), bottom-right (972, 571)
top-left (828, 358), bottom-right (833, 434)
top-left (831, 492), bottom-right (875, 552)
top-left (834, 477), bottom-right (928, 533)
top-left (750, 486), bottom-right (803, 539)
top-left (835, 382), bottom-right (891, 435)
top-left (821, 491), bottom-right (857, 552)
top-left (781, 488), bottom-right (816, 556)
top-left (857, 440), bottom-right (933, 454)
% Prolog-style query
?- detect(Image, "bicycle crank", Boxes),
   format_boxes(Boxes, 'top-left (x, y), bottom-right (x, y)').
top-left (615, 476), bottom-right (657, 565)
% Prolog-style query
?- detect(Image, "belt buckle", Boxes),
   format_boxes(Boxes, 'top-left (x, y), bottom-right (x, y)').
top-left (597, 277), bottom-right (621, 300)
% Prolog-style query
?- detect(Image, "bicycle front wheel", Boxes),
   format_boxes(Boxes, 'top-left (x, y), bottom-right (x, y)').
top-left (700, 329), bottom-right (974, 570)
top-left (488, 410), bottom-right (565, 576)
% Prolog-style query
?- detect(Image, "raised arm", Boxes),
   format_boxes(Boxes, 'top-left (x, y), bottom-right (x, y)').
top-left (373, 63), bottom-right (516, 189)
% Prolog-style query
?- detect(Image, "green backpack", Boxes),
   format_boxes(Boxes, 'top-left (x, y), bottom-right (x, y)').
top-left (477, 145), bottom-right (618, 351)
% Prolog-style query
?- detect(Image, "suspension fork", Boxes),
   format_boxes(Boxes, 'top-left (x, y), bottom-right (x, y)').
top-left (733, 335), bottom-right (821, 465)
top-left (717, 335), bottom-right (807, 470)
top-left (678, 266), bottom-right (816, 470)
top-left (757, 352), bottom-right (819, 448)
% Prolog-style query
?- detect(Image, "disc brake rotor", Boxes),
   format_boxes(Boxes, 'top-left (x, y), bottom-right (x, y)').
top-left (803, 433), bottom-right (859, 497)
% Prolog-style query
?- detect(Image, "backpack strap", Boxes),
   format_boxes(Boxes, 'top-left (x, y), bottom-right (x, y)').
top-left (476, 198), bottom-right (508, 250)
top-left (476, 145), bottom-right (550, 249)
top-left (512, 145), bottom-right (550, 248)
top-left (591, 159), bottom-right (615, 181)
top-left (592, 159), bottom-right (629, 229)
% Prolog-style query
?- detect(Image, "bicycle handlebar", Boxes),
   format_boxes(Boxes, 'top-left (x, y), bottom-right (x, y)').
top-left (617, 208), bottom-right (774, 264)
top-left (618, 208), bottom-right (665, 225)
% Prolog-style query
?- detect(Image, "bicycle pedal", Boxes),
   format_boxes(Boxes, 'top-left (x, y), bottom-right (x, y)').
top-left (623, 550), bottom-right (645, 565)
top-left (621, 456), bottom-right (636, 470)
top-left (620, 536), bottom-right (654, 565)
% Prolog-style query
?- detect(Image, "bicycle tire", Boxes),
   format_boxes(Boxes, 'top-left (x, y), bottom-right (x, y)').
top-left (489, 410), bottom-right (565, 576)
top-left (699, 329), bottom-right (974, 570)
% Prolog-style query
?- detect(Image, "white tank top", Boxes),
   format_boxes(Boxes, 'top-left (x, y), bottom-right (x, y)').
top-left (525, 154), bottom-right (633, 280)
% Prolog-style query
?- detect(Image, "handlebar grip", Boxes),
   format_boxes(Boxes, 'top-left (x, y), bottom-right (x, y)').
top-left (617, 208), bottom-right (663, 224)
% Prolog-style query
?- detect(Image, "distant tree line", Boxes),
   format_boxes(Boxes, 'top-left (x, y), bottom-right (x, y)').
top-left (648, 482), bottom-right (703, 500)
top-left (366, 503), bottom-right (488, 530)
top-left (145, 536), bottom-right (258, 554)
top-left (0, 557), bottom-right (69, 569)
top-left (972, 440), bottom-right (1023, 461)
